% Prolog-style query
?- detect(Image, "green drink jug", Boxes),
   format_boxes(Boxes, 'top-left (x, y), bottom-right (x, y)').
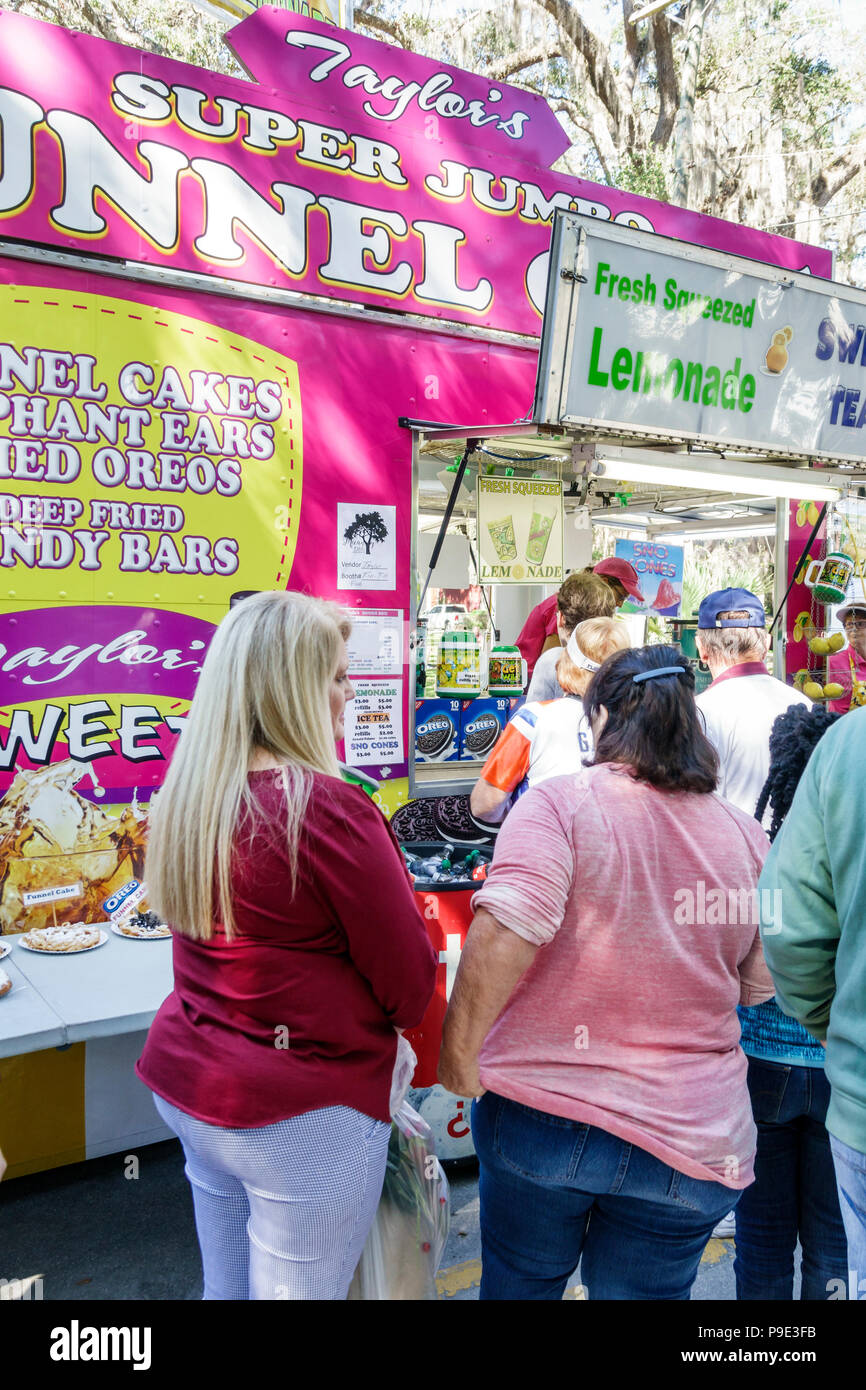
top-left (436, 630), bottom-right (484, 698)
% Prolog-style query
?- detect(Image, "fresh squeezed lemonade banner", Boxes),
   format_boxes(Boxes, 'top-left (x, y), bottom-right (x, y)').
top-left (0, 10), bottom-right (831, 340)
top-left (0, 281), bottom-right (302, 795)
top-left (539, 216), bottom-right (866, 462)
top-left (476, 476), bottom-right (563, 584)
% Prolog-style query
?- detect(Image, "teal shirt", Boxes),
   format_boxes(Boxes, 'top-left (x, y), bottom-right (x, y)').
top-left (759, 705), bottom-right (866, 1155)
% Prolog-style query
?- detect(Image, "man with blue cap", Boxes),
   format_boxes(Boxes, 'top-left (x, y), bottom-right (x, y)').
top-left (695, 587), bottom-right (810, 829)
top-left (695, 587), bottom-right (812, 1244)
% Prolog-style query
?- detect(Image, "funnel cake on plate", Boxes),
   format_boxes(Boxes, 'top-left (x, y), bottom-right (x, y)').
top-left (20, 924), bottom-right (102, 952)
top-left (115, 909), bottom-right (171, 939)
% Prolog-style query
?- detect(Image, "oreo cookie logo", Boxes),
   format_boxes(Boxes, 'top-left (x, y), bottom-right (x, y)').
top-left (416, 714), bottom-right (455, 758)
top-left (102, 879), bottom-right (142, 915)
top-left (463, 712), bottom-right (502, 757)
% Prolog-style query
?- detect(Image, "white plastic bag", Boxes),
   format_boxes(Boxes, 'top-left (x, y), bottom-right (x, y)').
top-left (389, 1030), bottom-right (417, 1115)
top-left (348, 1099), bottom-right (451, 1300)
top-left (348, 1035), bottom-right (450, 1300)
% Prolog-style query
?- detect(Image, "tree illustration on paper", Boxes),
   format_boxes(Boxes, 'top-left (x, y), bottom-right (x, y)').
top-left (343, 511), bottom-right (389, 555)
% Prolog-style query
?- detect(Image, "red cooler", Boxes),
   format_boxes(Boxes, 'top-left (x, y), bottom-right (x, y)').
top-left (402, 842), bottom-right (491, 1160)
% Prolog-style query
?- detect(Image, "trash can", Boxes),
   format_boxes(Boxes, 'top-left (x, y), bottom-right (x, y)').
top-left (401, 842), bottom-right (492, 1160)
top-left (669, 619), bottom-right (712, 694)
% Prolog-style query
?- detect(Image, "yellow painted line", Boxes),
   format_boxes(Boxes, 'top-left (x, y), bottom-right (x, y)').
top-left (436, 1237), bottom-right (730, 1297)
top-left (436, 1258), bottom-right (481, 1297)
top-left (436, 1260), bottom-right (587, 1300)
top-left (702, 1237), bottom-right (734, 1265)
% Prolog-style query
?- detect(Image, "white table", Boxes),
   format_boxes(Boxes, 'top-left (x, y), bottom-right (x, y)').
top-left (0, 950), bottom-right (66, 1055)
top-left (4, 931), bottom-right (174, 1050)
top-left (0, 933), bottom-right (175, 1176)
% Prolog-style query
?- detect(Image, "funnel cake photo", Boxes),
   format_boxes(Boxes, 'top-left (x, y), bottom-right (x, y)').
top-left (0, 761), bottom-right (148, 935)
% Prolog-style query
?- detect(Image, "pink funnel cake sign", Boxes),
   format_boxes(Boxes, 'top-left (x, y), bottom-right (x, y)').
top-left (0, 10), bottom-right (832, 340)
top-left (229, 12), bottom-right (571, 167)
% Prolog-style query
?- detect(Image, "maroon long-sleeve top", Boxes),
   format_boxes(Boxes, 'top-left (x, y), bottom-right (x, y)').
top-left (136, 770), bottom-right (437, 1127)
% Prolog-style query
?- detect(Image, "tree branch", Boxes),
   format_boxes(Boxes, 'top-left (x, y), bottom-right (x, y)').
top-left (621, 0), bottom-right (649, 101)
top-left (532, 0), bottom-right (632, 144)
top-left (556, 94), bottom-right (617, 179)
top-left (671, 0), bottom-right (715, 205)
top-left (650, 11), bottom-right (679, 145)
top-left (484, 44), bottom-right (562, 81)
top-left (811, 133), bottom-right (866, 210)
top-left (354, 7), bottom-right (412, 51)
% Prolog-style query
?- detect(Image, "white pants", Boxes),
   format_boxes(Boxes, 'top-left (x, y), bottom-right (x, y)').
top-left (154, 1095), bottom-right (390, 1300)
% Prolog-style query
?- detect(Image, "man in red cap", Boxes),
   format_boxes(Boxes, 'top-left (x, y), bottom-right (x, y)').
top-left (515, 559), bottom-right (643, 680)
top-left (593, 557), bottom-right (645, 608)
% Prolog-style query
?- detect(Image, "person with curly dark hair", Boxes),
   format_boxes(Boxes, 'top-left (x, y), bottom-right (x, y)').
top-left (734, 703), bottom-right (849, 1300)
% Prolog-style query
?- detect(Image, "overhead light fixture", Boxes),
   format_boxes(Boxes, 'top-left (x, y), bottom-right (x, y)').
top-left (650, 521), bottom-right (777, 541)
top-left (591, 448), bottom-right (841, 503)
top-left (592, 513), bottom-right (680, 529)
top-left (647, 512), bottom-right (776, 539)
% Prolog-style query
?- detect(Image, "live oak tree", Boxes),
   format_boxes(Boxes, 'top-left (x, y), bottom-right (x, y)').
top-left (1, 0), bottom-right (243, 75)
top-left (7, 0), bottom-right (865, 278)
top-left (354, 0), bottom-right (866, 283)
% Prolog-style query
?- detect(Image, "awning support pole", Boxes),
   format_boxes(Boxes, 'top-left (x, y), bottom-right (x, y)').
top-left (418, 438), bottom-right (479, 612)
top-left (768, 502), bottom-right (827, 639)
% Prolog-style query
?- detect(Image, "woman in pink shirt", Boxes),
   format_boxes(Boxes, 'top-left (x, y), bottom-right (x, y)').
top-left (826, 600), bottom-right (866, 713)
top-left (439, 644), bottom-right (774, 1300)
top-left (137, 591), bottom-right (436, 1300)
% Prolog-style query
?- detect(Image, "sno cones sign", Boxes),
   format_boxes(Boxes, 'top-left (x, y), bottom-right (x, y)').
top-left (615, 539), bottom-right (683, 617)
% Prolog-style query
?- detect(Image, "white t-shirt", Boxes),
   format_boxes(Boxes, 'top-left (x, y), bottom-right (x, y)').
top-left (480, 696), bottom-right (593, 796)
top-left (526, 646), bottom-right (564, 702)
top-left (696, 672), bottom-right (811, 827)
top-left (526, 697), bottom-right (593, 785)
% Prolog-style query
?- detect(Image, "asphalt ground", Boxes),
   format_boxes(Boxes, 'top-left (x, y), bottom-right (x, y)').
top-left (1, 1136), bottom-right (771, 1302)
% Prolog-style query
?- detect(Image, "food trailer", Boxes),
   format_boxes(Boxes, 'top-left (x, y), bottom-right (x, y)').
top-left (0, 5), bottom-right (842, 1174)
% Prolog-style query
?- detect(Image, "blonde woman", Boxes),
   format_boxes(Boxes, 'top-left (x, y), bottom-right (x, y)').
top-left (470, 617), bottom-right (630, 823)
top-left (136, 591), bottom-right (437, 1301)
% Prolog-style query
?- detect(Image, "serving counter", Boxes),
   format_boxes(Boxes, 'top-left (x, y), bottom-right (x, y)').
top-left (0, 935), bottom-right (174, 1179)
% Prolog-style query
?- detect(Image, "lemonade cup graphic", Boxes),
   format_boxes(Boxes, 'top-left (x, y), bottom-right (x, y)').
top-left (487, 515), bottom-right (517, 562)
top-left (526, 509), bottom-right (555, 564)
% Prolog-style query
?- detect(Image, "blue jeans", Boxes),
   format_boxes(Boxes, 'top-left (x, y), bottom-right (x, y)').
top-left (830, 1134), bottom-right (866, 1295)
top-left (471, 1091), bottom-right (734, 1300)
top-left (733, 1057), bottom-right (848, 1300)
